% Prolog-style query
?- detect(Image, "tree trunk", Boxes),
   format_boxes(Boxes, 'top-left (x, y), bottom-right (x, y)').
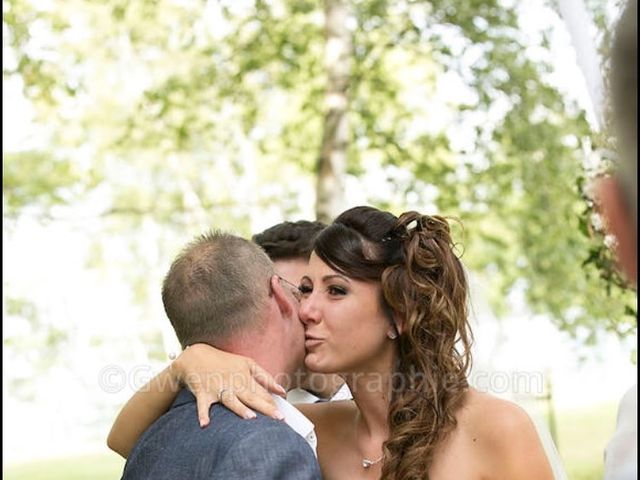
top-left (316, 0), bottom-right (352, 223)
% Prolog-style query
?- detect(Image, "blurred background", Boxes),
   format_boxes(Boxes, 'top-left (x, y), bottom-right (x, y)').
top-left (3, 0), bottom-right (637, 479)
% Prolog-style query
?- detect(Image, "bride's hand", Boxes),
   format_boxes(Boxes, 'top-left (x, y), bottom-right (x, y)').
top-left (171, 343), bottom-right (287, 427)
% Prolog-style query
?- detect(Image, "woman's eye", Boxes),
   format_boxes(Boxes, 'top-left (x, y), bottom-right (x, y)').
top-left (328, 285), bottom-right (347, 296)
top-left (299, 284), bottom-right (313, 295)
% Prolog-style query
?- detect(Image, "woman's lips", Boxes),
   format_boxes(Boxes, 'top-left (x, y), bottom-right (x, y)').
top-left (305, 336), bottom-right (324, 348)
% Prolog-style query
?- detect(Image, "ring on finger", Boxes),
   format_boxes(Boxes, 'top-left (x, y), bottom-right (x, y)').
top-left (218, 387), bottom-right (231, 401)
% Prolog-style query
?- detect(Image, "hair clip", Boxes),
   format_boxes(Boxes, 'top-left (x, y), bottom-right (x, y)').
top-left (406, 219), bottom-right (419, 231)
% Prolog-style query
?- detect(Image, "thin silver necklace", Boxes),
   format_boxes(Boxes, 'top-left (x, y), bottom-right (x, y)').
top-left (362, 454), bottom-right (384, 469)
top-left (356, 412), bottom-right (384, 469)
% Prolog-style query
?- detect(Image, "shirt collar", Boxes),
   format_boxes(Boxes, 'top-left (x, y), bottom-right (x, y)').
top-left (329, 383), bottom-right (352, 402)
top-left (272, 394), bottom-right (317, 456)
top-left (286, 383), bottom-right (352, 404)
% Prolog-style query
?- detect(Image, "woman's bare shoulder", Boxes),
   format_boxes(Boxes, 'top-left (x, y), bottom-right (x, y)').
top-left (460, 389), bottom-right (534, 436)
top-left (458, 390), bottom-right (553, 479)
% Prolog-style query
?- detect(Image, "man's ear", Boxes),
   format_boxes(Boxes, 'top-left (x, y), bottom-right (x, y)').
top-left (598, 177), bottom-right (637, 284)
top-left (270, 275), bottom-right (295, 318)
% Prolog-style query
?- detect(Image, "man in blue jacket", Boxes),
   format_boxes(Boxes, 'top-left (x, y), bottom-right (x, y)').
top-left (121, 231), bottom-right (321, 480)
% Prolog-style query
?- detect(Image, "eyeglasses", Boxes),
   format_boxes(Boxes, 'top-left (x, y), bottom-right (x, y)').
top-left (278, 276), bottom-right (303, 302)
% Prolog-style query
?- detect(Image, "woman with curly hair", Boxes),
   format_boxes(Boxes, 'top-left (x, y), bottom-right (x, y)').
top-left (109, 205), bottom-right (553, 479)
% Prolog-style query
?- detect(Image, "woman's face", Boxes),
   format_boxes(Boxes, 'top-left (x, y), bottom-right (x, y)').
top-left (298, 252), bottom-right (393, 374)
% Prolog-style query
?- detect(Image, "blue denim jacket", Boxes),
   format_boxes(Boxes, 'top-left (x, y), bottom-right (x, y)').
top-left (122, 389), bottom-right (321, 480)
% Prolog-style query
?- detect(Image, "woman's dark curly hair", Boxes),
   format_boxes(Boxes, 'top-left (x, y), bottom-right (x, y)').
top-left (314, 205), bottom-right (472, 479)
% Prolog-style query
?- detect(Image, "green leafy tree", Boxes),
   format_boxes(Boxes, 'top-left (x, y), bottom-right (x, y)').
top-left (3, 0), bottom-right (635, 343)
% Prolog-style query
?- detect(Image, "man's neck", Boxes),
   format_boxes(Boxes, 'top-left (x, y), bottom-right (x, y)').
top-left (224, 332), bottom-right (293, 391)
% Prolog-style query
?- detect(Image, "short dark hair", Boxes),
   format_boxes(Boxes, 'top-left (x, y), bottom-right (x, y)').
top-left (252, 220), bottom-right (327, 261)
top-left (610, 0), bottom-right (637, 219)
top-left (162, 231), bottom-right (274, 348)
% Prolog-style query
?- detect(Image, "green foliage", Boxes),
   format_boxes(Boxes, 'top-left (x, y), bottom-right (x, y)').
top-left (3, 0), bottom-right (635, 342)
top-left (4, 296), bottom-right (70, 400)
top-left (3, 151), bottom-right (96, 217)
top-left (5, 297), bottom-right (38, 325)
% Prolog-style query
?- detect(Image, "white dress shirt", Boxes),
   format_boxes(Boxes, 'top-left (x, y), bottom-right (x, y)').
top-left (286, 383), bottom-right (352, 404)
top-left (273, 394), bottom-right (318, 456)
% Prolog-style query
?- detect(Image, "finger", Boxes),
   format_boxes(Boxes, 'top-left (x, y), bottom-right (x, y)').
top-left (244, 376), bottom-right (279, 406)
top-left (219, 390), bottom-right (257, 420)
top-left (184, 377), bottom-right (215, 427)
top-left (249, 362), bottom-right (287, 397)
top-left (236, 386), bottom-right (284, 421)
top-left (196, 394), bottom-right (215, 428)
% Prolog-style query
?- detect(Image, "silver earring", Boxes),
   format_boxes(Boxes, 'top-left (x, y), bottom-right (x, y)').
top-left (387, 331), bottom-right (398, 340)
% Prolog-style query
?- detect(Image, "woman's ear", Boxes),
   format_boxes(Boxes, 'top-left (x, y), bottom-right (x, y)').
top-left (270, 275), bottom-right (295, 318)
top-left (383, 301), bottom-right (403, 339)
top-left (393, 311), bottom-right (405, 335)
top-left (386, 311), bottom-right (403, 339)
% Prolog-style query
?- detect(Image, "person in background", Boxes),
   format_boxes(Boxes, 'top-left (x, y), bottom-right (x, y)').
top-left (599, 1), bottom-right (637, 479)
top-left (252, 220), bottom-right (351, 404)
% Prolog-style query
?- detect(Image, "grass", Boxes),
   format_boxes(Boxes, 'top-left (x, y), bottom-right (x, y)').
top-left (555, 401), bottom-right (618, 480)
top-left (3, 402), bottom-right (619, 479)
top-left (3, 453), bottom-right (125, 480)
